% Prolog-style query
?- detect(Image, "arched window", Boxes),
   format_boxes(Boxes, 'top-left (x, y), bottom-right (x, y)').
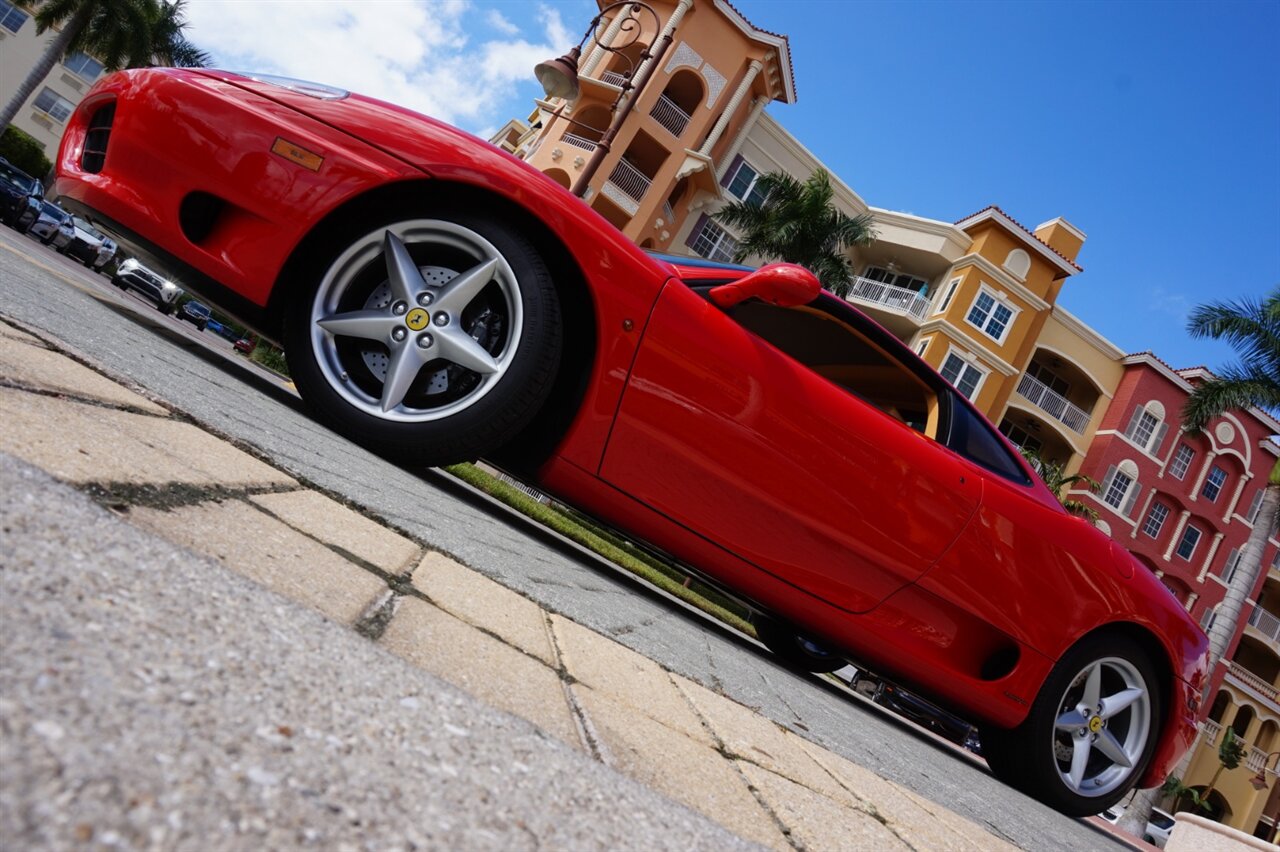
top-left (1003, 248), bottom-right (1030, 279)
top-left (1208, 690), bottom-right (1231, 723)
top-left (1101, 459), bottom-right (1141, 517)
top-left (1232, 704), bottom-right (1256, 740)
top-left (1122, 401), bottom-right (1168, 455)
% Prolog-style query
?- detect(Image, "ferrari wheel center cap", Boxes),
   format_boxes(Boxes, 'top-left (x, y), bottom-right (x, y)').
top-left (405, 307), bottom-right (431, 331)
top-left (1088, 715), bottom-right (1103, 733)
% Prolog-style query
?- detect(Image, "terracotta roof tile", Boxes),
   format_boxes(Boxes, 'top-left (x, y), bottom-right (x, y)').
top-left (954, 205), bottom-right (1084, 272)
top-left (718, 0), bottom-right (797, 101)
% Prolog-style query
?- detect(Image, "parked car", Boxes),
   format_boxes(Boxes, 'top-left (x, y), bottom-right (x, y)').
top-left (234, 336), bottom-right (256, 354)
top-left (1101, 804), bottom-right (1177, 848)
top-left (112, 258), bottom-right (183, 313)
top-left (61, 215), bottom-right (117, 270)
top-left (178, 300), bottom-right (212, 331)
top-left (26, 200), bottom-right (75, 249)
top-left (0, 157), bottom-right (43, 231)
top-left (53, 67), bottom-right (1211, 817)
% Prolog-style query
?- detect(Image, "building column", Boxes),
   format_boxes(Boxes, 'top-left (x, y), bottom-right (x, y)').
top-left (1200, 532), bottom-right (1226, 582)
top-left (1158, 427), bottom-right (1187, 478)
top-left (1164, 510), bottom-right (1192, 561)
top-left (1227, 472), bottom-right (1253, 522)
top-left (581, 12), bottom-right (628, 77)
top-left (1185, 592), bottom-right (1199, 612)
top-left (715, 96), bottom-right (766, 181)
top-left (1190, 451), bottom-right (1219, 502)
top-left (1131, 487), bottom-right (1158, 539)
top-left (621, 0), bottom-right (693, 105)
top-left (698, 59), bottom-right (763, 157)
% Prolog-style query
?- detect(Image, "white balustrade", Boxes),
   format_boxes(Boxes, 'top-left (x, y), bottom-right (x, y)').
top-left (562, 133), bottom-right (598, 152)
top-left (600, 70), bottom-right (628, 88)
top-left (650, 94), bottom-right (691, 137)
top-left (1201, 719), bottom-right (1223, 744)
top-left (1229, 661), bottom-right (1280, 704)
top-left (607, 158), bottom-right (652, 203)
top-left (1248, 746), bottom-right (1268, 773)
top-left (1016, 373), bottom-right (1092, 434)
top-left (845, 276), bottom-right (931, 321)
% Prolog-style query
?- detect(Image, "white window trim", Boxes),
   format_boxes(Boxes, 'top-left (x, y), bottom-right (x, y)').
top-left (1141, 502), bottom-right (1170, 538)
top-left (1174, 525), bottom-right (1202, 561)
top-left (963, 284), bottom-right (1021, 345)
top-left (939, 345), bottom-right (990, 402)
top-left (1095, 429), bottom-right (1166, 465)
top-left (1075, 489), bottom-right (1139, 528)
top-left (725, 159), bottom-right (765, 204)
top-left (691, 218), bottom-right (740, 264)
top-left (933, 278), bottom-right (962, 315)
top-left (1167, 443), bottom-right (1196, 480)
top-left (915, 336), bottom-right (931, 357)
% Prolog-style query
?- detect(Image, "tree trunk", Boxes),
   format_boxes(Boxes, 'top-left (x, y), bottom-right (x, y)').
top-left (0, 7), bottom-right (93, 135)
top-left (1116, 784), bottom-right (1162, 836)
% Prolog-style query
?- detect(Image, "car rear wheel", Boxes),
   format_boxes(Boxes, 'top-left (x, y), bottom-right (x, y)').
top-left (754, 616), bottom-right (847, 673)
top-left (982, 634), bottom-right (1160, 816)
top-left (284, 213), bottom-right (563, 467)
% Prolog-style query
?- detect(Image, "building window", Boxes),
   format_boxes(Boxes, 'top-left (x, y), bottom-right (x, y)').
top-left (1175, 525), bottom-right (1202, 560)
top-left (33, 87), bottom-right (75, 122)
top-left (724, 160), bottom-right (766, 206)
top-left (965, 289), bottom-right (1017, 343)
top-left (865, 266), bottom-right (929, 294)
top-left (915, 337), bottom-right (930, 357)
top-left (1103, 469), bottom-right (1134, 510)
top-left (1142, 502), bottom-right (1170, 538)
top-left (690, 219), bottom-right (739, 264)
top-left (1124, 409), bottom-right (1159, 449)
top-left (934, 278), bottom-right (961, 314)
top-left (1200, 606), bottom-right (1217, 633)
top-left (1169, 444), bottom-right (1195, 480)
top-left (1247, 488), bottom-right (1264, 523)
top-left (1202, 465), bottom-right (1228, 503)
top-left (940, 352), bottom-right (986, 401)
top-left (63, 51), bottom-right (105, 82)
top-left (1223, 548), bottom-right (1241, 582)
top-left (998, 420), bottom-right (1043, 455)
top-left (0, 0), bottom-right (29, 33)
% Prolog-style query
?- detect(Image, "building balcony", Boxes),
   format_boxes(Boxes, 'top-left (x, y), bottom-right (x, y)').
top-left (600, 70), bottom-right (627, 88)
top-left (1016, 373), bottom-right (1092, 435)
top-left (562, 133), bottom-right (598, 152)
top-left (1201, 718), bottom-right (1223, 745)
top-left (1249, 607), bottom-right (1280, 645)
top-left (1227, 660), bottom-right (1280, 706)
top-left (607, 159), bottom-right (652, 204)
top-left (1248, 745), bottom-right (1270, 773)
top-left (847, 276), bottom-right (930, 319)
top-left (650, 94), bottom-right (691, 138)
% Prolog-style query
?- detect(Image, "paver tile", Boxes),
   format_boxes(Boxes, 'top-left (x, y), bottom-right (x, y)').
top-left (0, 319), bottom-right (43, 344)
top-left (551, 614), bottom-right (709, 744)
top-left (573, 685), bottom-right (789, 850)
top-left (0, 389), bottom-right (292, 487)
top-left (799, 738), bottom-right (997, 852)
top-left (411, 552), bottom-right (555, 665)
top-left (381, 597), bottom-right (581, 750)
top-left (738, 762), bottom-right (912, 851)
top-left (674, 674), bottom-right (846, 797)
top-left (0, 334), bottom-right (168, 414)
top-left (130, 500), bottom-right (386, 624)
top-left (252, 490), bottom-right (419, 575)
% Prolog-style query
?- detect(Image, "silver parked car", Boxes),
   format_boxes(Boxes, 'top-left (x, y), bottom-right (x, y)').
top-left (61, 215), bottom-right (117, 271)
top-left (26, 200), bottom-right (75, 249)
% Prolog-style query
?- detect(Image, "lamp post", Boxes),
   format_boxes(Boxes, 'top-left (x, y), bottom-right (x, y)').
top-left (534, 2), bottom-right (673, 198)
top-left (1250, 752), bottom-right (1280, 843)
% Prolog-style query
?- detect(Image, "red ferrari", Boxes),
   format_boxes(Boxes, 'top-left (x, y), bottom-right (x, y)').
top-left (54, 68), bottom-right (1207, 816)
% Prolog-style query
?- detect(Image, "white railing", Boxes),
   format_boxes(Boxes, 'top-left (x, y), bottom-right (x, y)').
top-left (600, 70), bottom-right (628, 88)
top-left (846, 276), bottom-right (931, 321)
top-left (663, 201), bottom-right (675, 223)
top-left (607, 158), bottom-right (652, 203)
top-left (1016, 373), bottom-right (1092, 434)
top-left (1248, 746), bottom-right (1268, 773)
top-left (1229, 661), bottom-right (1280, 704)
top-left (650, 94), bottom-right (691, 137)
top-left (1249, 607), bottom-right (1280, 644)
top-left (1201, 719), bottom-right (1223, 745)
top-left (562, 133), bottom-right (598, 152)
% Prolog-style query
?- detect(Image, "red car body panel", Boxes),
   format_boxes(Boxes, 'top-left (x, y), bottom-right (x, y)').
top-left (54, 67), bottom-right (1208, 790)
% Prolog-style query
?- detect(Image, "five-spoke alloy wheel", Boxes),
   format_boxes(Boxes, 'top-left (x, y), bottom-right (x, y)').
top-left (285, 213), bottom-right (562, 466)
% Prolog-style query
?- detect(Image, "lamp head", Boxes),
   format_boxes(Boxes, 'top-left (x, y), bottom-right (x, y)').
top-left (1251, 771), bottom-right (1270, 791)
top-left (535, 47), bottom-right (582, 100)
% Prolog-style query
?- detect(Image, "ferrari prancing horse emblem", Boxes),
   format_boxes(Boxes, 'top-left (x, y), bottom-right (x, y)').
top-left (405, 308), bottom-right (431, 331)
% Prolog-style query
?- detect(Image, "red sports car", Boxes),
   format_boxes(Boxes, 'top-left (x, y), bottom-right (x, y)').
top-left (54, 68), bottom-right (1207, 816)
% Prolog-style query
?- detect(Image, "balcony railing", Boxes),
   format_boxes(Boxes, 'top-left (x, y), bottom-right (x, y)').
top-left (1249, 606), bottom-right (1280, 644)
top-left (607, 159), bottom-right (652, 203)
top-left (846, 276), bottom-right (931, 321)
top-left (650, 94), bottom-right (691, 137)
top-left (1016, 373), bottom-right (1092, 435)
top-left (1228, 661), bottom-right (1280, 704)
top-left (600, 70), bottom-right (628, 88)
top-left (1248, 746), bottom-right (1269, 773)
top-left (562, 133), bottom-right (598, 152)
top-left (1201, 719), bottom-right (1223, 745)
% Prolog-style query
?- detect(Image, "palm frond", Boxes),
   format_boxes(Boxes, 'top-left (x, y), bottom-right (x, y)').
top-left (1183, 367), bottom-right (1280, 432)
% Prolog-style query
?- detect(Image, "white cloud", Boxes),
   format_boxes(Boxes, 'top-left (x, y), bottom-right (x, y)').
top-left (484, 8), bottom-right (519, 36)
top-left (183, 0), bottom-right (576, 131)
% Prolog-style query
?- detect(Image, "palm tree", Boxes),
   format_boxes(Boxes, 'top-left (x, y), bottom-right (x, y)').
top-left (0, 0), bottom-right (209, 136)
top-left (1119, 287), bottom-right (1278, 839)
top-left (713, 169), bottom-right (877, 296)
top-left (1020, 450), bottom-right (1100, 520)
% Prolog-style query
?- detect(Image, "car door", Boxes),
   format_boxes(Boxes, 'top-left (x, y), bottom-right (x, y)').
top-left (599, 281), bottom-right (980, 614)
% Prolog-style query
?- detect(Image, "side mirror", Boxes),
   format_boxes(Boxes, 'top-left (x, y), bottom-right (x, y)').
top-left (708, 263), bottom-right (821, 309)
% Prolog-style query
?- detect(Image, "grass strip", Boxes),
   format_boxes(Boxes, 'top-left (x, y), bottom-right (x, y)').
top-left (444, 463), bottom-right (757, 638)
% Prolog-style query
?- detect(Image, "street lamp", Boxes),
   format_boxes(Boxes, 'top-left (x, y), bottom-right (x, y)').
top-left (534, 2), bottom-right (674, 198)
top-left (1249, 751), bottom-right (1280, 790)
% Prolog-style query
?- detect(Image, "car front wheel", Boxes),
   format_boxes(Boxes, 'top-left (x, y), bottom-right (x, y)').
top-left (754, 616), bottom-right (847, 673)
top-left (982, 634), bottom-right (1160, 816)
top-left (284, 213), bottom-right (563, 467)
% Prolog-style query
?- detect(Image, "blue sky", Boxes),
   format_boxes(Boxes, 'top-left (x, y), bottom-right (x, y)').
top-left (185, 0), bottom-right (1278, 373)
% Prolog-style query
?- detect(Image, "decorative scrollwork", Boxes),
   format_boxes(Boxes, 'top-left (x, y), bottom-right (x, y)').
top-left (577, 1), bottom-right (659, 88)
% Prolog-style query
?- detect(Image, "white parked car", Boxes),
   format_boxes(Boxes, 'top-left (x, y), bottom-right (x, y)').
top-left (1101, 804), bottom-right (1177, 848)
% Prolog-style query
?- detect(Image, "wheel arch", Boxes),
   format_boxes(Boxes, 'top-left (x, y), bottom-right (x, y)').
top-left (267, 178), bottom-right (598, 469)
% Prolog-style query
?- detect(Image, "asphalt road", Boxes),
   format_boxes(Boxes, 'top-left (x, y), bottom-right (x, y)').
top-left (0, 227), bottom-right (1127, 851)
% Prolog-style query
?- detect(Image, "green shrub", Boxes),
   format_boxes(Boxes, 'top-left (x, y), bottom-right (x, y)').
top-left (250, 342), bottom-right (290, 376)
top-left (0, 127), bottom-right (53, 181)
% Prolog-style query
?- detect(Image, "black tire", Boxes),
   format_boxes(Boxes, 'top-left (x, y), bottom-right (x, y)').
top-left (754, 616), bottom-right (847, 673)
top-left (283, 209), bottom-right (563, 467)
top-left (982, 634), bottom-right (1162, 817)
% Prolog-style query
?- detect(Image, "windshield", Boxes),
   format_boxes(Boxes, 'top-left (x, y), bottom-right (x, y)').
top-left (0, 162), bottom-right (38, 195)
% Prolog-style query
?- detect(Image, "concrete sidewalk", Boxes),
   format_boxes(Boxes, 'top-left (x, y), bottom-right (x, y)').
top-left (0, 315), bottom-right (1022, 850)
